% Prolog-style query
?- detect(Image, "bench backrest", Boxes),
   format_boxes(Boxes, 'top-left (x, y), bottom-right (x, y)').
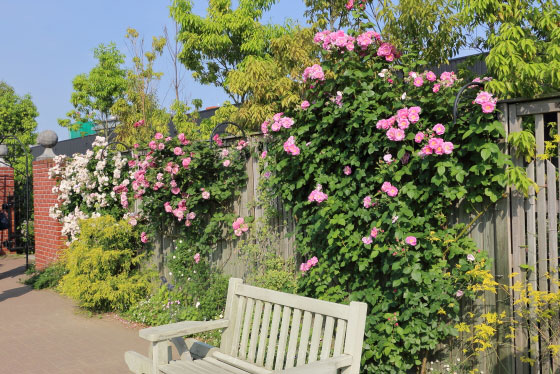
top-left (219, 278), bottom-right (367, 374)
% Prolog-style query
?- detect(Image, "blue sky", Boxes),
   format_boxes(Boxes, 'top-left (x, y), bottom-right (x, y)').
top-left (0, 1), bottom-right (308, 140)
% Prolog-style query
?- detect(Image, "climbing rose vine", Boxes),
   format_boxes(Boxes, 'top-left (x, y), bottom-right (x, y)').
top-left (260, 27), bottom-right (527, 373)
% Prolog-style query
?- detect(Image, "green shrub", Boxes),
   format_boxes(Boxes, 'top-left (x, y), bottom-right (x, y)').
top-left (59, 215), bottom-right (152, 312)
top-left (24, 261), bottom-right (67, 289)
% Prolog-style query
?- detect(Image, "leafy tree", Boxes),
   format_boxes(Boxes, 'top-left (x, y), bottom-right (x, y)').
top-left (58, 43), bottom-right (127, 138)
top-left (461, 0), bottom-right (560, 98)
top-left (226, 26), bottom-right (319, 130)
top-left (377, 0), bottom-right (466, 65)
top-left (170, 0), bottom-right (287, 104)
top-left (111, 28), bottom-right (170, 146)
top-left (0, 81), bottom-right (38, 180)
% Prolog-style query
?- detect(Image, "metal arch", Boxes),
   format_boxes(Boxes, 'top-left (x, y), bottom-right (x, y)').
top-left (0, 134), bottom-right (32, 269)
top-left (452, 81), bottom-right (485, 127)
top-left (209, 121), bottom-right (246, 145)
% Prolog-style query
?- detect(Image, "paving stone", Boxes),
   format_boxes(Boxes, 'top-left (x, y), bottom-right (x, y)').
top-left (0, 256), bottom-right (147, 373)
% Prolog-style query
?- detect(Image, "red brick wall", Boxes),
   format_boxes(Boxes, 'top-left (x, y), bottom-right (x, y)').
top-left (33, 159), bottom-right (66, 270)
top-left (0, 165), bottom-right (15, 255)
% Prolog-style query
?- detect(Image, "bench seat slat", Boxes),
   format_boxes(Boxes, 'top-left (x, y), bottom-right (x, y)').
top-left (240, 298), bottom-right (255, 359)
top-left (265, 304), bottom-right (282, 370)
top-left (296, 311), bottom-right (313, 366)
top-left (248, 300), bottom-right (263, 363)
top-left (321, 316), bottom-right (335, 360)
top-left (274, 306), bottom-right (292, 370)
top-left (333, 319), bottom-right (346, 356)
top-left (256, 302), bottom-right (272, 366)
top-left (308, 314), bottom-right (323, 363)
top-left (285, 308), bottom-right (302, 369)
top-left (235, 284), bottom-right (350, 319)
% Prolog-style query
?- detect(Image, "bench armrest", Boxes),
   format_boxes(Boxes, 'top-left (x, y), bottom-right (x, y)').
top-left (278, 355), bottom-right (353, 374)
top-left (139, 319), bottom-right (229, 342)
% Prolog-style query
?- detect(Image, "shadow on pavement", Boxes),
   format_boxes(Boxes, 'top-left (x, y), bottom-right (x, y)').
top-left (0, 285), bottom-right (31, 302)
top-left (0, 264), bottom-right (26, 280)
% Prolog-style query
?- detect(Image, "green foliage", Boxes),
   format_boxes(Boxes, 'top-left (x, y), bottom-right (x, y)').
top-left (0, 81), bottom-right (38, 182)
top-left (112, 29), bottom-right (170, 146)
top-left (508, 130), bottom-right (536, 163)
top-left (461, 0), bottom-right (560, 98)
top-left (227, 27), bottom-right (319, 131)
top-left (170, 0), bottom-right (287, 104)
top-left (235, 216), bottom-right (298, 293)
top-left (378, 0), bottom-right (466, 65)
top-left (59, 216), bottom-right (152, 312)
top-left (24, 261), bottom-right (67, 290)
top-left (57, 43), bottom-right (127, 138)
top-left (260, 30), bottom-right (529, 372)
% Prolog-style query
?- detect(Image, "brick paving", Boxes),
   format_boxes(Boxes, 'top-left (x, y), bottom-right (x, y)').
top-left (0, 256), bottom-right (148, 373)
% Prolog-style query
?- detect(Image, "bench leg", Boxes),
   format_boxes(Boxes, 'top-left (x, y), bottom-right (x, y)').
top-left (124, 351), bottom-right (152, 374)
top-left (151, 341), bottom-right (171, 374)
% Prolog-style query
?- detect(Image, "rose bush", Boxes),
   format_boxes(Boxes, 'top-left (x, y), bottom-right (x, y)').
top-left (260, 28), bottom-right (531, 373)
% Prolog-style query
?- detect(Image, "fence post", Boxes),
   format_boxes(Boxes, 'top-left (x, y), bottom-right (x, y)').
top-left (33, 130), bottom-right (65, 270)
top-left (0, 146), bottom-right (16, 255)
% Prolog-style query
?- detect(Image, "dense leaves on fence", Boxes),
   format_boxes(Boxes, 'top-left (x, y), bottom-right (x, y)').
top-left (259, 28), bottom-right (531, 373)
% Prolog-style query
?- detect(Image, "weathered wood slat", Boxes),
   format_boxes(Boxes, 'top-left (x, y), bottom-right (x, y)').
top-left (509, 103), bottom-right (529, 374)
top-left (555, 112), bottom-right (560, 374)
top-left (240, 298), bottom-right (256, 360)
top-left (516, 98), bottom-right (560, 116)
top-left (236, 284), bottom-right (350, 319)
top-left (274, 306), bottom-right (292, 370)
top-left (308, 314), bottom-right (324, 364)
top-left (333, 319), bottom-right (347, 357)
top-left (256, 302), bottom-right (272, 367)
top-left (265, 304), bottom-right (282, 370)
top-left (535, 114), bottom-right (548, 373)
top-left (526, 162), bottom-right (540, 370)
top-left (285, 308), bottom-right (302, 369)
top-left (248, 300), bottom-right (263, 363)
top-left (297, 311), bottom-right (313, 366)
top-left (320, 316), bottom-right (335, 360)
top-left (231, 296), bottom-right (247, 357)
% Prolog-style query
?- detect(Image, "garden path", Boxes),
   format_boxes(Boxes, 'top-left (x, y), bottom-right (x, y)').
top-left (0, 255), bottom-right (146, 373)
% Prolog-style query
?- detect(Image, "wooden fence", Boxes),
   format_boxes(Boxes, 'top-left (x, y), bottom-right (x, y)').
top-left (452, 96), bottom-right (560, 374)
top-left (151, 96), bottom-right (560, 374)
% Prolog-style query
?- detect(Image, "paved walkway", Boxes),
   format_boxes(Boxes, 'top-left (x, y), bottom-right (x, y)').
top-left (0, 255), bottom-right (148, 373)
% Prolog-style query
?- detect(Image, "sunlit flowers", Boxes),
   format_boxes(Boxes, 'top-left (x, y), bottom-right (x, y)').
top-left (283, 136), bottom-right (300, 156)
top-left (300, 256), bottom-right (318, 272)
top-left (308, 184), bottom-right (328, 203)
top-left (232, 217), bottom-right (249, 237)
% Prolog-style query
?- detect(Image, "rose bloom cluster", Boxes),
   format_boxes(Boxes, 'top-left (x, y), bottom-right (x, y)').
top-left (232, 217), bottom-right (249, 237)
top-left (313, 29), bottom-right (398, 61)
top-left (377, 106), bottom-right (422, 142)
top-left (416, 123), bottom-right (454, 157)
top-left (49, 136), bottom-right (130, 243)
top-left (300, 256), bottom-right (318, 272)
top-left (474, 91), bottom-right (498, 113)
top-left (308, 184), bottom-right (328, 203)
top-left (261, 112), bottom-right (295, 134)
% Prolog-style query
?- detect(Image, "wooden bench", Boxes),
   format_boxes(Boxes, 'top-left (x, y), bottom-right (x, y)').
top-left (125, 277), bottom-right (367, 374)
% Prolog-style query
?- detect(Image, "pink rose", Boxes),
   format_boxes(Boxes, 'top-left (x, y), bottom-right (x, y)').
top-left (370, 227), bottom-right (378, 238)
top-left (405, 236), bottom-right (417, 246)
top-left (343, 165), bottom-right (352, 175)
top-left (260, 151), bottom-right (267, 159)
top-left (154, 132), bottom-right (164, 140)
top-left (363, 195), bottom-right (372, 208)
top-left (362, 236), bottom-right (373, 244)
top-left (433, 123), bottom-right (445, 135)
top-left (194, 253), bottom-right (201, 264)
top-left (432, 84), bottom-right (441, 93)
top-left (223, 160), bottom-right (231, 167)
top-left (301, 100), bottom-right (310, 109)
top-left (414, 132), bottom-right (425, 143)
top-left (174, 147), bottom-right (184, 156)
top-left (202, 191), bottom-right (210, 199)
top-left (140, 232), bottom-right (148, 243)
top-left (426, 71), bottom-right (436, 82)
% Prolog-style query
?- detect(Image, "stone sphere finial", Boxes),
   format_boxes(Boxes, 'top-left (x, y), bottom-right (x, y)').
top-left (36, 130), bottom-right (58, 160)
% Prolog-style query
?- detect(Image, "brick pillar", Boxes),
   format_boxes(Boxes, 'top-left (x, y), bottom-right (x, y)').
top-left (33, 130), bottom-right (65, 270)
top-left (0, 153), bottom-right (15, 255)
